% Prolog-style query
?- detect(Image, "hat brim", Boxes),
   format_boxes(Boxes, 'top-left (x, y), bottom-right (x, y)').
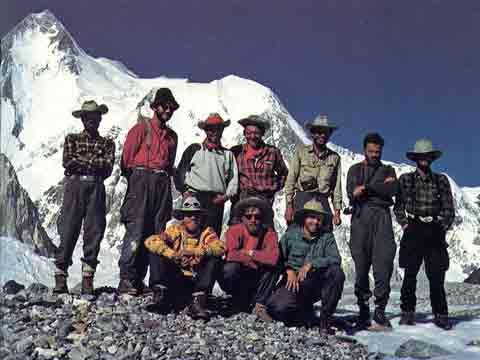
top-left (72, 104), bottom-right (109, 118)
top-left (198, 119), bottom-right (231, 130)
top-left (238, 118), bottom-right (270, 131)
top-left (305, 123), bottom-right (338, 132)
top-left (406, 150), bottom-right (442, 162)
top-left (150, 99), bottom-right (180, 111)
top-left (293, 209), bottom-right (329, 225)
top-left (233, 197), bottom-right (271, 219)
top-left (173, 209), bottom-right (207, 220)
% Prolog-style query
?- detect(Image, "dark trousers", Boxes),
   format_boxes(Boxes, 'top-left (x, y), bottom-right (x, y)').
top-left (219, 262), bottom-right (280, 306)
top-left (56, 177), bottom-right (106, 271)
top-left (349, 205), bottom-right (396, 309)
top-left (293, 192), bottom-right (333, 231)
top-left (193, 191), bottom-right (225, 237)
top-left (229, 190), bottom-right (275, 227)
top-left (118, 169), bottom-right (172, 282)
top-left (267, 265), bottom-right (345, 324)
top-left (399, 221), bottom-right (449, 315)
top-left (149, 254), bottom-right (221, 303)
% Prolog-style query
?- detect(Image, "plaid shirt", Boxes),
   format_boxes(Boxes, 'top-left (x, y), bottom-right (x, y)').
top-left (231, 143), bottom-right (289, 197)
top-left (62, 130), bottom-right (115, 178)
top-left (394, 170), bottom-right (455, 231)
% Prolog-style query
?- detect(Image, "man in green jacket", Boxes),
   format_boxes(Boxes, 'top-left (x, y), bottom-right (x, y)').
top-left (266, 200), bottom-right (345, 334)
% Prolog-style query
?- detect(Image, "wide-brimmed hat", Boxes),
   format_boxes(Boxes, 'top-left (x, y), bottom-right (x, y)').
top-left (173, 196), bottom-right (207, 219)
top-left (233, 196), bottom-right (271, 220)
top-left (150, 88), bottom-right (179, 110)
top-left (293, 199), bottom-right (329, 225)
top-left (72, 100), bottom-right (108, 118)
top-left (406, 138), bottom-right (442, 161)
top-left (305, 114), bottom-right (338, 132)
top-left (238, 115), bottom-right (271, 132)
top-left (198, 113), bottom-right (231, 130)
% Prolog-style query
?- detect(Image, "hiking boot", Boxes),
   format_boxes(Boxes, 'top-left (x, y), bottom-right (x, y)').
top-left (433, 314), bottom-right (453, 331)
top-left (252, 303), bottom-right (273, 322)
top-left (53, 274), bottom-right (68, 294)
top-left (318, 315), bottom-right (335, 336)
top-left (373, 307), bottom-right (392, 329)
top-left (136, 280), bottom-right (153, 296)
top-left (81, 275), bottom-right (94, 296)
top-left (353, 303), bottom-right (371, 332)
top-left (399, 311), bottom-right (416, 326)
top-left (187, 292), bottom-right (210, 321)
top-left (152, 285), bottom-right (171, 313)
top-left (117, 278), bottom-right (139, 296)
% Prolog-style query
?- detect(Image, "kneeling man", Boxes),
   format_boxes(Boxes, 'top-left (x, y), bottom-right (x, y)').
top-left (145, 196), bottom-right (225, 320)
top-left (267, 200), bottom-right (345, 334)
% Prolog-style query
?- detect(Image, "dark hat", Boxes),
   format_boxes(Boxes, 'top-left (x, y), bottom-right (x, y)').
top-left (406, 138), bottom-right (442, 162)
top-left (72, 100), bottom-right (108, 118)
top-left (238, 115), bottom-right (271, 132)
top-left (233, 196), bottom-right (271, 220)
top-left (150, 88), bottom-right (179, 110)
top-left (173, 196), bottom-right (207, 220)
top-left (198, 113), bottom-right (231, 130)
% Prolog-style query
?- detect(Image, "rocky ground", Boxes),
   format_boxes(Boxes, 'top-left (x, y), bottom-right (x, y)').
top-left (1, 280), bottom-right (480, 360)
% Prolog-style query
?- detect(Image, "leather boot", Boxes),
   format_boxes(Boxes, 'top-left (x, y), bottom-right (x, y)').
top-left (353, 302), bottom-right (371, 332)
top-left (81, 275), bottom-right (94, 296)
top-left (373, 307), bottom-right (392, 329)
top-left (319, 315), bottom-right (335, 336)
top-left (433, 314), bottom-right (453, 330)
top-left (187, 292), bottom-right (210, 321)
top-left (252, 303), bottom-right (274, 322)
top-left (118, 278), bottom-right (139, 296)
top-left (53, 274), bottom-right (68, 294)
top-left (152, 285), bottom-right (171, 313)
top-left (399, 311), bottom-right (416, 326)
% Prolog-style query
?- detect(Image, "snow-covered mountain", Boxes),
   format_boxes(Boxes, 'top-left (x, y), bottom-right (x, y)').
top-left (1, 10), bottom-right (480, 285)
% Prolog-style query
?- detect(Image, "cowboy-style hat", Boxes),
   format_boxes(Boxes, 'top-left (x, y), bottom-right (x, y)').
top-left (150, 88), bottom-right (179, 110)
top-left (72, 100), bottom-right (108, 118)
top-left (293, 199), bottom-right (329, 225)
top-left (238, 115), bottom-right (271, 132)
top-left (305, 114), bottom-right (338, 132)
top-left (406, 138), bottom-right (442, 162)
top-left (233, 196), bottom-right (271, 220)
top-left (173, 196), bottom-right (207, 220)
top-left (198, 113), bottom-right (231, 130)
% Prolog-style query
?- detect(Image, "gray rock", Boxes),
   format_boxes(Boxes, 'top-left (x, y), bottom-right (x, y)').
top-left (395, 339), bottom-right (452, 359)
top-left (57, 319), bottom-right (74, 338)
top-left (15, 336), bottom-right (33, 353)
top-left (26, 283), bottom-right (49, 297)
top-left (68, 346), bottom-right (95, 360)
top-left (3, 280), bottom-right (25, 295)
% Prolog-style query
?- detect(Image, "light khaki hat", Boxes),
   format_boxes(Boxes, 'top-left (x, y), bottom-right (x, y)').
top-left (72, 100), bottom-right (108, 118)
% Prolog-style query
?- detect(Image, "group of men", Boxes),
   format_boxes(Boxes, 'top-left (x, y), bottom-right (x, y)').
top-left (53, 87), bottom-right (456, 334)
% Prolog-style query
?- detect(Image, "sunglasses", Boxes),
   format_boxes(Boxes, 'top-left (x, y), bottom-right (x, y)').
top-left (243, 214), bottom-right (262, 220)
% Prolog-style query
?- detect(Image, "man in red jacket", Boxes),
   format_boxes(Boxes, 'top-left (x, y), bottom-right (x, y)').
top-left (118, 88), bottom-right (179, 295)
top-left (219, 197), bottom-right (280, 321)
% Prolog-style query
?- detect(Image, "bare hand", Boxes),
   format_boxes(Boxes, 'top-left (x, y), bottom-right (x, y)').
top-left (285, 206), bottom-right (294, 223)
top-left (333, 213), bottom-right (342, 226)
top-left (384, 177), bottom-right (396, 184)
top-left (298, 263), bottom-right (312, 282)
top-left (402, 224), bottom-right (409, 230)
top-left (183, 191), bottom-right (194, 199)
top-left (179, 249), bottom-right (195, 257)
top-left (239, 249), bottom-right (252, 257)
top-left (212, 194), bottom-right (227, 205)
top-left (180, 257), bottom-right (191, 268)
top-left (285, 270), bottom-right (299, 293)
top-left (353, 185), bottom-right (366, 198)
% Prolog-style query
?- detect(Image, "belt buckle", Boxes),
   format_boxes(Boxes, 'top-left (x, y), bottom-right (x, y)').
top-left (419, 216), bottom-right (433, 223)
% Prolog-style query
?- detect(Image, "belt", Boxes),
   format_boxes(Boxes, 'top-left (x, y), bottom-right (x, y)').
top-left (134, 167), bottom-right (169, 176)
top-left (406, 212), bottom-right (438, 223)
top-left (68, 175), bottom-right (103, 182)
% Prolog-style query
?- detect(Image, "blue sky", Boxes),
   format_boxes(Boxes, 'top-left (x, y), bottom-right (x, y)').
top-left (2, 1), bottom-right (479, 186)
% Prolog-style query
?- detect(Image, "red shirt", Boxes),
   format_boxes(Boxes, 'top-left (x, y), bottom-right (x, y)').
top-left (121, 115), bottom-right (178, 173)
top-left (225, 224), bottom-right (280, 269)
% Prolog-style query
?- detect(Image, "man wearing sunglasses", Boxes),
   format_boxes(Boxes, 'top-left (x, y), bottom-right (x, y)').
top-left (145, 196), bottom-right (225, 320)
top-left (175, 113), bottom-right (238, 237)
top-left (220, 197), bottom-right (280, 322)
top-left (118, 88), bottom-right (179, 296)
top-left (230, 115), bottom-right (289, 227)
top-left (284, 114), bottom-right (343, 231)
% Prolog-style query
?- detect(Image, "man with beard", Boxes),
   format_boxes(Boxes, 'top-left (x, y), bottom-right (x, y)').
top-left (54, 101), bottom-right (115, 295)
top-left (220, 197), bottom-right (280, 322)
top-left (175, 113), bottom-right (238, 236)
top-left (230, 115), bottom-right (289, 227)
top-left (394, 139), bottom-right (455, 330)
top-left (145, 196), bottom-right (225, 320)
top-left (118, 88), bottom-right (179, 295)
top-left (346, 132), bottom-right (398, 331)
top-left (284, 114), bottom-right (342, 230)
top-left (266, 200), bottom-right (345, 334)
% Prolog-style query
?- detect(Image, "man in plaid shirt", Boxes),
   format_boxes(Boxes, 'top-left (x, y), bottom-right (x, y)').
top-left (54, 100), bottom-right (115, 296)
top-left (230, 115), bottom-right (289, 226)
top-left (394, 138), bottom-right (455, 330)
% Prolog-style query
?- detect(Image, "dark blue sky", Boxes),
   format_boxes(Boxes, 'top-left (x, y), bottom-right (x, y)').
top-left (2, 1), bottom-right (479, 186)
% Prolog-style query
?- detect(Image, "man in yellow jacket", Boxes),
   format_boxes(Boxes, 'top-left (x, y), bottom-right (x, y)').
top-left (145, 196), bottom-right (225, 320)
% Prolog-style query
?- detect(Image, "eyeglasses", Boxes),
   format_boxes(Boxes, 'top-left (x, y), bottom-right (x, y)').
top-left (310, 129), bottom-right (330, 136)
top-left (243, 214), bottom-right (262, 220)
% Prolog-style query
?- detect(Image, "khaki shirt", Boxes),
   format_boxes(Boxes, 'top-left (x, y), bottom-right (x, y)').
top-left (284, 145), bottom-right (343, 210)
